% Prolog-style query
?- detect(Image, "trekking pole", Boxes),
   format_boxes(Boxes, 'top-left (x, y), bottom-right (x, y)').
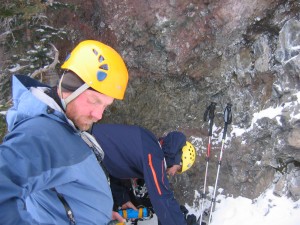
top-left (198, 102), bottom-right (217, 225)
top-left (208, 103), bottom-right (232, 224)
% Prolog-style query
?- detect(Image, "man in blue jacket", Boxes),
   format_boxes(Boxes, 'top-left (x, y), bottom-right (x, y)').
top-left (92, 124), bottom-right (197, 225)
top-left (0, 40), bottom-right (128, 224)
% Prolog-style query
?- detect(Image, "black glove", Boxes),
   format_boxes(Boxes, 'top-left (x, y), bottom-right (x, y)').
top-left (180, 205), bottom-right (189, 216)
top-left (186, 214), bottom-right (197, 225)
top-left (180, 205), bottom-right (198, 225)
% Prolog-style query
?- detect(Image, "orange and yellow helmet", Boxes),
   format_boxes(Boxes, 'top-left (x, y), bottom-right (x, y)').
top-left (61, 40), bottom-right (128, 100)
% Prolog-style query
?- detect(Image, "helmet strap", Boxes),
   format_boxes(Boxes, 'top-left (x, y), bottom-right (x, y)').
top-left (64, 83), bottom-right (90, 105)
top-left (58, 73), bottom-right (90, 110)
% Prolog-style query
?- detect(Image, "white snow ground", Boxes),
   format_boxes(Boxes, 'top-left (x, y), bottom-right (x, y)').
top-left (134, 186), bottom-right (300, 225)
top-left (207, 188), bottom-right (300, 225)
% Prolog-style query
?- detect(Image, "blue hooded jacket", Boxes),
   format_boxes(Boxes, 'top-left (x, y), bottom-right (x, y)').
top-left (92, 123), bottom-right (187, 225)
top-left (159, 131), bottom-right (186, 168)
top-left (0, 75), bottom-right (113, 225)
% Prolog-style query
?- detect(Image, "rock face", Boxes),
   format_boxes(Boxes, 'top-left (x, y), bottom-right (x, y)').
top-left (1, 0), bottom-right (300, 207)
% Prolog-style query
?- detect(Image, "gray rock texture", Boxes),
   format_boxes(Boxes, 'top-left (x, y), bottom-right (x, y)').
top-left (1, 0), bottom-right (300, 208)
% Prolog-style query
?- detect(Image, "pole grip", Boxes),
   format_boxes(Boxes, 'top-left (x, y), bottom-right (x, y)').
top-left (204, 102), bottom-right (217, 136)
top-left (222, 103), bottom-right (232, 140)
top-left (224, 103), bottom-right (232, 124)
top-left (222, 123), bottom-right (228, 140)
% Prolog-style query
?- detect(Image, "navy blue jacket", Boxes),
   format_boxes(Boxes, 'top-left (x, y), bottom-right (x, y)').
top-left (92, 124), bottom-right (187, 225)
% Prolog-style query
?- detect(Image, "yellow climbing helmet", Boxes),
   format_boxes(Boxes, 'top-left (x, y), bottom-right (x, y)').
top-left (179, 141), bottom-right (196, 173)
top-left (61, 40), bottom-right (128, 100)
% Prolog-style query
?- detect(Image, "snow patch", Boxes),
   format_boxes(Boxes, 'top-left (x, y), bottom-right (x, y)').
top-left (231, 91), bottom-right (300, 137)
top-left (190, 186), bottom-right (300, 225)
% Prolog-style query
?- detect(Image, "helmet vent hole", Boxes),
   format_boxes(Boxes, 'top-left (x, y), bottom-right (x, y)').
top-left (100, 64), bottom-right (109, 70)
top-left (97, 71), bottom-right (107, 81)
top-left (99, 55), bottom-right (105, 62)
top-left (93, 49), bottom-right (98, 56)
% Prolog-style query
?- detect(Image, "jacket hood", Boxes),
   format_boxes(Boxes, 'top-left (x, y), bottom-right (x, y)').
top-left (160, 131), bottom-right (186, 167)
top-left (6, 75), bottom-right (66, 132)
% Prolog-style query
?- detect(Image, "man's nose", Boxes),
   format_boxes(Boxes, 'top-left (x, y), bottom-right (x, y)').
top-left (91, 107), bottom-right (104, 121)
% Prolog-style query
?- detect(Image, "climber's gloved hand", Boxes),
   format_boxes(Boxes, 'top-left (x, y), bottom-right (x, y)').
top-left (186, 214), bottom-right (197, 225)
top-left (180, 205), bottom-right (198, 225)
top-left (180, 205), bottom-right (189, 216)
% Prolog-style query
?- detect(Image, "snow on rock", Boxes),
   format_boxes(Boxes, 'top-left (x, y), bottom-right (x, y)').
top-left (208, 187), bottom-right (300, 225)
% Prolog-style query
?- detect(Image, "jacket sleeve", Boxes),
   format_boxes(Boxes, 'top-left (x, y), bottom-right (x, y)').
top-left (0, 127), bottom-right (76, 225)
top-left (0, 132), bottom-right (42, 224)
top-left (144, 153), bottom-right (187, 225)
top-left (141, 130), bottom-right (187, 225)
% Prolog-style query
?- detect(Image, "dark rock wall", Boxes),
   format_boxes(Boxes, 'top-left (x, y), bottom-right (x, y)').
top-left (1, 0), bottom-right (300, 207)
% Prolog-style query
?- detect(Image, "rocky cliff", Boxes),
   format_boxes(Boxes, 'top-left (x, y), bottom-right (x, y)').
top-left (0, 0), bottom-right (299, 208)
